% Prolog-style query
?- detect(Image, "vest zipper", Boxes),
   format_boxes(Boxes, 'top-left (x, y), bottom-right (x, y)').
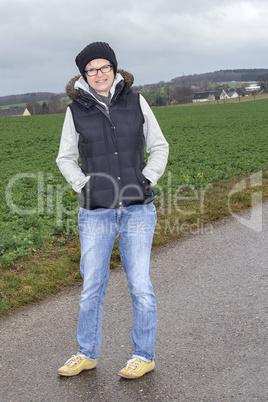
top-left (95, 104), bottom-right (122, 203)
top-left (95, 104), bottom-right (119, 151)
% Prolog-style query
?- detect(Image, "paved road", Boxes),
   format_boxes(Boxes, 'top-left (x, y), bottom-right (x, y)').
top-left (1, 204), bottom-right (267, 401)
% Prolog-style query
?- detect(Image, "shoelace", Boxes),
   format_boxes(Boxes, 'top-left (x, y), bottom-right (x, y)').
top-left (65, 354), bottom-right (83, 367)
top-left (125, 358), bottom-right (142, 370)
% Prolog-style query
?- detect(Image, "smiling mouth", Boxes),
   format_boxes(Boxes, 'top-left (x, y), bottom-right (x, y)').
top-left (96, 79), bottom-right (107, 84)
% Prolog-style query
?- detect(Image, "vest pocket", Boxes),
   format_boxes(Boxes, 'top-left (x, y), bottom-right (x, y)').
top-left (135, 168), bottom-right (151, 187)
top-left (135, 169), bottom-right (154, 199)
top-left (82, 173), bottom-right (117, 209)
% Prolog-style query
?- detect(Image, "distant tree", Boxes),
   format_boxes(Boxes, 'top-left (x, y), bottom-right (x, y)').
top-left (60, 98), bottom-right (69, 113)
top-left (48, 95), bottom-right (62, 114)
top-left (154, 87), bottom-right (165, 106)
top-left (140, 88), bottom-right (156, 106)
top-left (258, 73), bottom-right (268, 92)
top-left (140, 86), bottom-right (171, 107)
top-left (26, 101), bottom-right (42, 115)
top-left (199, 80), bottom-right (210, 90)
top-left (163, 86), bottom-right (172, 105)
top-left (172, 85), bottom-right (192, 104)
top-left (40, 102), bottom-right (50, 114)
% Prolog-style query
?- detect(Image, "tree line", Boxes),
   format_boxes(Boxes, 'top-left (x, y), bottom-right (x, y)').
top-left (26, 95), bottom-right (69, 115)
top-left (135, 72), bottom-right (268, 107)
top-left (0, 92), bottom-right (65, 107)
top-left (24, 69), bottom-right (268, 112)
top-left (171, 69), bottom-right (268, 85)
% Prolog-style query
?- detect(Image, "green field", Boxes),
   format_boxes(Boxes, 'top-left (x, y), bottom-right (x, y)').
top-left (1, 99), bottom-right (268, 315)
top-left (0, 103), bottom-right (27, 109)
top-left (1, 100), bottom-right (268, 268)
top-left (211, 81), bottom-right (256, 88)
top-left (154, 100), bottom-right (268, 191)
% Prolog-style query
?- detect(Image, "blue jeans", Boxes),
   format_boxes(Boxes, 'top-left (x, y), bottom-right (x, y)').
top-left (77, 202), bottom-right (157, 362)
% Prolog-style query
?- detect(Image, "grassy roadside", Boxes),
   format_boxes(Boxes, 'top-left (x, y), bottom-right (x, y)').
top-left (1, 169), bottom-right (267, 319)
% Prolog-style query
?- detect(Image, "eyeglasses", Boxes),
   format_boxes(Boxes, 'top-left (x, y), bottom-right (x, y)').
top-left (84, 64), bottom-right (113, 77)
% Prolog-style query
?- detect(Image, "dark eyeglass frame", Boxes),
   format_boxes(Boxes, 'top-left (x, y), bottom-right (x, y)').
top-left (84, 64), bottom-right (113, 77)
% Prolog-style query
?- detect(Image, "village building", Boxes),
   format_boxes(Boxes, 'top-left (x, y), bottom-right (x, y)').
top-left (245, 84), bottom-right (261, 93)
top-left (192, 91), bottom-right (218, 103)
top-left (220, 89), bottom-right (239, 99)
top-left (0, 107), bottom-right (31, 117)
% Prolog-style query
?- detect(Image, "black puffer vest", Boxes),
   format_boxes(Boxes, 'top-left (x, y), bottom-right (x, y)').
top-left (69, 81), bottom-right (154, 210)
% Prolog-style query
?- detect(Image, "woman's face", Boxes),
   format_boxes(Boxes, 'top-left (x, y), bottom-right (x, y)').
top-left (85, 58), bottom-right (115, 97)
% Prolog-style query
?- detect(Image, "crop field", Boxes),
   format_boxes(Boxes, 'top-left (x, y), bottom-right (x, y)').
top-left (153, 99), bottom-right (268, 192)
top-left (1, 99), bottom-right (268, 268)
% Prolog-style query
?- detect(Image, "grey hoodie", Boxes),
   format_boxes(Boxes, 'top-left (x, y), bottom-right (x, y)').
top-left (56, 71), bottom-right (169, 193)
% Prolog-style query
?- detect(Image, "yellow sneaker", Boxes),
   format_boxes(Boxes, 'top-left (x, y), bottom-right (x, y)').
top-left (57, 353), bottom-right (97, 376)
top-left (118, 358), bottom-right (155, 379)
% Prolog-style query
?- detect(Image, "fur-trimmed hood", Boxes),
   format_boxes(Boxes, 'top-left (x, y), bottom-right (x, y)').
top-left (65, 69), bottom-right (134, 100)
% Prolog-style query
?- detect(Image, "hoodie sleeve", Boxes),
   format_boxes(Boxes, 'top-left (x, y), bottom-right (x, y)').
top-left (56, 107), bottom-right (90, 193)
top-left (140, 95), bottom-right (169, 186)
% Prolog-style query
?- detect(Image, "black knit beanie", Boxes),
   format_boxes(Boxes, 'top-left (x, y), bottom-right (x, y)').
top-left (75, 42), bottom-right (118, 80)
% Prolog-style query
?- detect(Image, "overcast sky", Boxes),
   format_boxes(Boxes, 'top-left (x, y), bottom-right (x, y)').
top-left (0, 0), bottom-right (267, 96)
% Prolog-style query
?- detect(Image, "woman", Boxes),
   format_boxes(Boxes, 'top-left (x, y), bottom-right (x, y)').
top-left (56, 42), bottom-right (169, 379)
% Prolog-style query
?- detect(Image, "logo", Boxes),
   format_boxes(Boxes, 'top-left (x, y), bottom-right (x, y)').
top-left (228, 171), bottom-right (262, 232)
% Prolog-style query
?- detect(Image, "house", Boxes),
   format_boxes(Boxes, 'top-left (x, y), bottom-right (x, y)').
top-left (245, 84), bottom-right (261, 93)
top-left (227, 89), bottom-right (239, 98)
top-left (0, 107), bottom-right (31, 117)
top-left (220, 89), bottom-right (229, 99)
top-left (192, 91), bottom-right (218, 103)
top-left (220, 89), bottom-right (239, 99)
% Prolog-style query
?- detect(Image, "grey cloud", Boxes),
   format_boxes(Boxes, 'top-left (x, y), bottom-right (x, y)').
top-left (0, 0), bottom-right (267, 95)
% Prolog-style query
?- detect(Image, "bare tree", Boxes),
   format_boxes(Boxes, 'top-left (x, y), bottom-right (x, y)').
top-left (26, 101), bottom-right (42, 115)
top-left (172, 85), bottom-right (192, 104)
top-left (48, 95), bottom-right (62, 114)
top-left (258, 73), bottom-right (268, 92)
top-left (40, 102), bottom-right (50, 114)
